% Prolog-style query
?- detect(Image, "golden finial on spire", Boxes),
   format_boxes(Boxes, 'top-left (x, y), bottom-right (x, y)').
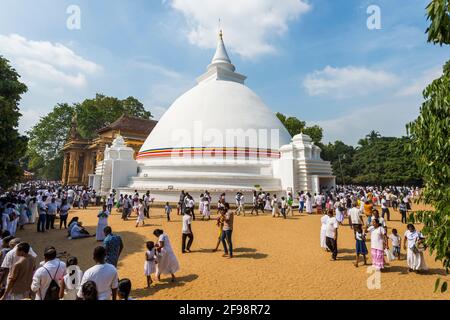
top-left (218, 18), bottom-right (223, 39)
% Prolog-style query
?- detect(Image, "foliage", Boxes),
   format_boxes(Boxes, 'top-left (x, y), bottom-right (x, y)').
top-left (26, 103), bottom-right (74, 180)
top-left (27, 94), bottom-right (151, 179)
top-left (75, 94), bottom-right (152, 139)
top-left (407, 61), bottom-right (450, 292)
top-left (276, 112), bottom-right (323, 145)
top-left (321, 136), bottom-right (420, 186)
top-left (0, 56), bottom-right (28, 188)
top-left (426, 0), bottom-right (450, 45)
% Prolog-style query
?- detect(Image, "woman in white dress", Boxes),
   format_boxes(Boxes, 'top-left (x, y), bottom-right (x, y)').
top-left (153, 229), bottom-right (179, 282)
top-left (271, 195), bottom-right (278, 217)
top-left (305, 193), bottom-right (313, 214)
top-left (202, 197), bottom-right (211, 220)
top-left (320, 212), bottom-right (329, 250)
top-left (28, 197), bottom-right (38, 224)
top-left (136, 199), bottom-right (146, 227)
top-left (403, 224), bottom-right (428, 272)
top-left (95, 205), bottom-right (109, 241)
top-left (264, 194), bottom-right (272, 213)
top-left (334, 198), bottom-right (344, 224)
top-left (144, 241), bottom-right (157, 287)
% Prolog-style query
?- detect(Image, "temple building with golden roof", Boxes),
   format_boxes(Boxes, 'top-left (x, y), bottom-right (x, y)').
top-left (61, 114), bottom-right (157, 185)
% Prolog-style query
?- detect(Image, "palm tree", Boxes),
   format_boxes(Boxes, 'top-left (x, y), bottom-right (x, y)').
top-left (366, 130), bottom-right (381, 143)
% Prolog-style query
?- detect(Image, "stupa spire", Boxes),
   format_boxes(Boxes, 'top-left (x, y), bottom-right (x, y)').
top-left (197, 27), bottom-right (247, 85)
top-left (209, 29), bottom-right (235, 72)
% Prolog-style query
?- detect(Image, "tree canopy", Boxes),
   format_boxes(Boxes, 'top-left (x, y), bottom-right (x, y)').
top-left (276, 112), bottom-right (323, 145)
top-left (0, 56), bottom-right (28, 189)
top-left (406, 0), bottom-right (450, 293)
top-left (27, 94), bottom-right (151, 179)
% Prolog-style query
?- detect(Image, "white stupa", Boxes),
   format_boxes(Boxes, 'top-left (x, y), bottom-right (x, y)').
top-left (110, 31), bottom-right (335, 202)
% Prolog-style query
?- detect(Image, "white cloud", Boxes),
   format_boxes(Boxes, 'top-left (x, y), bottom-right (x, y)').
top-left (0, 33), bottom-right (101, 88)
top-left (166, 0), bottom-right (311, 58)
top-left (128, 60), bottom-right (181, 79)
top-left (397, 66), bottom-right (443, 97)
top-left (315, 99), bottom-right (419, 145)
top-left (303, 66), bottom-right (399, 98)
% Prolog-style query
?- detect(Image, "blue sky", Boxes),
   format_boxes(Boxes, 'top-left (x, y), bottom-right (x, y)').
top-left (0, 0), bottom-right (448, 145)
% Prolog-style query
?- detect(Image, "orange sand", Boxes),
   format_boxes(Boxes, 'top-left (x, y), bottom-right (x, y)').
top-left (17, 204), bottom-right (449, 300)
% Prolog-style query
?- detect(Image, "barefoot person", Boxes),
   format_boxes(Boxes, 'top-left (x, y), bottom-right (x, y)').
top-left (136, 199), bottom-right (146, 228)
top-left (153, 229), bottom-right (179, 282)
top-left (366, 218), bottom-right (387, 271)
top-left (144, 241), bottom-right (156, 288)
top-left (221, 203), bottom-right (234, 259)
top-left (354, 225), bottom-right (368, 267)
top-left (103, 227), bottom-right (123, 268)
top-left (181, 209), bottom-right (194, 253)
top-left (213, 209), bottom-right (225, 252)
top-left (325, 210), bottom-right (338, 260)
top-left (96, 205), bottom-right (109, 242)
top-left (404, 224), bottom-right (428, 272)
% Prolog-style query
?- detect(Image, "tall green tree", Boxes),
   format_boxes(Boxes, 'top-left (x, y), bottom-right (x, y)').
top-left (276, 112), bottom-right (323, 145)
top-left (426, 0), bottom-right (450, 45)
top-left (76, 94), bottom-right (152, 139)
top-left (407, 62), bottom-right (450, 292)
top-left (27, 94), bottom-right (151, 179)
top-left (0, 56), bottom-right (28, 188)
top-left (406, 0), bottom-right (450, 293)
top-left (26, 103), bottom-right (74, 180)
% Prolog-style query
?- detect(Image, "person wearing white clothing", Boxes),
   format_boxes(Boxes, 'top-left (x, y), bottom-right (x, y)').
top-left (320, 213), bottom-right (329, 250)
top-left (404, 224), bottom-right (428, 272)
top-left (77, 246), bottom-right (118, 300)
top-left (0, 238), bottom-right (38, 291)
top-left (153, 229), bottom-right (179, 282)
top-left (31, 247), bottom-right (66, 300)
top-left (136, 200), bottom-right (146, 227)
top-left (96, 205), bottom-right (109, 241)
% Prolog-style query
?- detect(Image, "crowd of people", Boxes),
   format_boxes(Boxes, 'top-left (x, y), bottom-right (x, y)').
top-left (0, 181), bottom-right (428, 300)
top-left (315, 186), bottom-right (427, 272)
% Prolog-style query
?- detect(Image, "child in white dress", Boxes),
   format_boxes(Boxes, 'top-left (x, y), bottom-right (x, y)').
top-left (144, 241), bottom-right (157, 287)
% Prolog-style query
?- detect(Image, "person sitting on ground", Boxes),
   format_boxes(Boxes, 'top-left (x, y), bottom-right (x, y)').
top-left (69, 221), bottom-right (94, 240)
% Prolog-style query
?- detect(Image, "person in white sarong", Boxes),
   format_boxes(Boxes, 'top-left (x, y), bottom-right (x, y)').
top-left (404, 224), bottom-right (428, 272)
top-left (95, 205), bottom-right (109, 241)
top-left (320, 212), bottom-right (329, 250)
top-left (153, 229), bottom-right (179, 282)
top-left (18, 201), bottom-right (29, 229)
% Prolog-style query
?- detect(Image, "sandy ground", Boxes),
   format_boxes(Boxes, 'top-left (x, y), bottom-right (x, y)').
top-left (17, 203), bottom-right (449, 300)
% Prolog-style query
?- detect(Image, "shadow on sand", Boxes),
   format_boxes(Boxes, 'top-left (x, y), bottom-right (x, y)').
top-left (132, 274), bottom-right (199, 299)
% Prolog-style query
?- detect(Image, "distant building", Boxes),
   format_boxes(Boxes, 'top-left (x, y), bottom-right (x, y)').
top-left (61, 114), bottom-right (157, 185)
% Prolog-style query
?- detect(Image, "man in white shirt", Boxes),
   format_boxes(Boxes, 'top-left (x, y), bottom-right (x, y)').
top-left (37, 197), bottom-right (47, 232)
top-left (325, 210), bottom-right (339, 260)
top-left (181, 210), bottom-right (194, 253)
top-left (31, 247), bottom-right (66, 300)
top-left (348, 203), bottom-right (364, 231)
top-left (78, 246), bottom-right (118, 300)
top-left (0, 238), bottom-right (37, 288)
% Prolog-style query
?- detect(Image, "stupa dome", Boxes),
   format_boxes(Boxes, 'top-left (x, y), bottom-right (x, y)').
top-left (138, 32), bottom-right (291, 162)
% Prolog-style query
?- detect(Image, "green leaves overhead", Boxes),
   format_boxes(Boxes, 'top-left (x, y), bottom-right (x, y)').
top-left (26, 94), bottom-right (152, 180)
top-left (426, 0), bottom-right (450, 45)
top-left (0, 56), bottom-right (28, 189)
